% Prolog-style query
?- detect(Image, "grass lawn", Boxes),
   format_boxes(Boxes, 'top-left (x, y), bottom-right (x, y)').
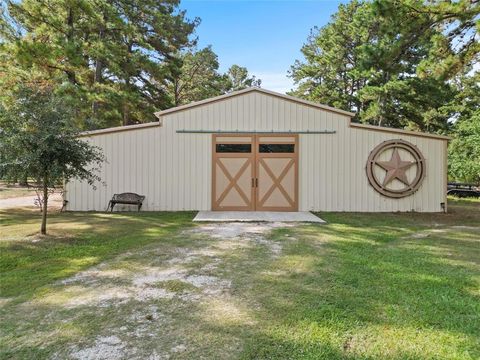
top-left (0, 181), bottom-right (37, 199)
top-left (1, 199), bottom-right (479, 359)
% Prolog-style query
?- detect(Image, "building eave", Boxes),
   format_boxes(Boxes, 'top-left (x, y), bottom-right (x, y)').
top-left (349, 122), bottom-right (451, 141)
top-left (154, 87), bottom-right (356, 119)
top-left (78, 121), bottom-right (160, 137)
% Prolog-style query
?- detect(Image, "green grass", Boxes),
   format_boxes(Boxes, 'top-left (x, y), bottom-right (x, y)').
top-left (0, 210), bottom-right (195, 300)
top-left (0, 181), bottom-right (37, 199)
top-left (159, 279), bottom-right (200, 293)
top-left (0, 199), bottom-right (479, 359)
top-left (240, 200), bottom-right (480, 359)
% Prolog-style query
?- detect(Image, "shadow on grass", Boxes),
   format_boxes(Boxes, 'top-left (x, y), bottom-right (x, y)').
top-left (235, 204), bottom-right (480, 358)
top-left (1, 199), bottom-right (479, 358)
top-left (0, 209), bottom-right (197, 300)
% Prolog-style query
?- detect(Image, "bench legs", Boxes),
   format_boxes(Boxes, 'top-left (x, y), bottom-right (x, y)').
top-left (107, 201), bottom-right (143, 212)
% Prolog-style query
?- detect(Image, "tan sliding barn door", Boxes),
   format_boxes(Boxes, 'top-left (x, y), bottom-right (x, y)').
top-left (212, 135), bottom-right (256, 210)
top-left (255, 135), bottom-right (298, 211)
top-left (212, 134), bottom-right (298, 211)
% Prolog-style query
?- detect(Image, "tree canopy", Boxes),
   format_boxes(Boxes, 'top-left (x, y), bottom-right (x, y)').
top-left (290, 0), bottom-right (479, 182)
top-left (0, 84), bottom-right (104, 233)
top-left (290, 0), bottom-right (479, 133)
top-left (223, 64), bottom-right (261, 92)
top-left (1, 0), bottom-right (478, 184)
top-left (0, 0), bottom-right (198, 128)
top-left (0, 0), bottom-right (261, 129)
top-left (166, 47), bottom-right (260, 106)
top-left (449, 113), bottom-right (480, 184)
top-left (447, 72), bottom-right (480, 183)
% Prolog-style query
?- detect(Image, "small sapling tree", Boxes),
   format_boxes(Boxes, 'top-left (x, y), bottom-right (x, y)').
top-left (0, 85), bottom-right (104, 234)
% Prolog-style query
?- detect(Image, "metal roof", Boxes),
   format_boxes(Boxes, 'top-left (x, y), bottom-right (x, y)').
top-left (154, 87), bottom-right (356, 118)
top-left (79, 87), bottom-right (450, 141)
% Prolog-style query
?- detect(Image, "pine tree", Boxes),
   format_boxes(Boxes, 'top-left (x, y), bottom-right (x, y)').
top-left (165, 47), bottom-right (262, 106)
top-left (289, 0), bottom-right (477, 133)
top-left (167, 46), bottom-right (225, 106)
top-left (0, 0), bottom-right (198, 128)
top-left (222, 65), bottom-right (261, 92)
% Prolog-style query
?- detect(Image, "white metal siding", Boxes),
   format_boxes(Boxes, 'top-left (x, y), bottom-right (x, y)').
top-left (66, 91), bottom-right (446, 212)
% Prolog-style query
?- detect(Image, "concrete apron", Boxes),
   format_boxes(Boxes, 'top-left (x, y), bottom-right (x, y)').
top-left (193, 211), bottom-right (325, 223)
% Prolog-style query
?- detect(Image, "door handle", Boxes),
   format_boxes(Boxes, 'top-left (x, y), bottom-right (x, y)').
top-left (256, 178), bottom-right (258, 187)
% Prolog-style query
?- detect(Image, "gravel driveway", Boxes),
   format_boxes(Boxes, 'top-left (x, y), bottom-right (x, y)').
top-left (2, 221), bottom-right (297, 359)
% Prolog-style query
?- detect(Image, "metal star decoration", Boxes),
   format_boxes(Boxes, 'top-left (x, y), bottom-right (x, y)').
top-left (376, 148), bottom-right (415, 187)
top-left (366, 139), bottom-right (426, 198)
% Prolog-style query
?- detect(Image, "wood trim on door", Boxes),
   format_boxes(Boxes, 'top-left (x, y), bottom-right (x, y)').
top-left (212, 134), bottom-right (256, 211)
top-left (212, 134), bottom-right (298, 211)
top-left (255, 134), bottom-right (298, 212)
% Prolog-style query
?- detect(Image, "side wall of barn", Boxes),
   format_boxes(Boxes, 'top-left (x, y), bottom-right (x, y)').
top-left (65, 91), bottom-right (447, 212)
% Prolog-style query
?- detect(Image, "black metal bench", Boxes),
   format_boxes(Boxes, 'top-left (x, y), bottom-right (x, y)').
top-left (108, 192), bottom-right (145, 212)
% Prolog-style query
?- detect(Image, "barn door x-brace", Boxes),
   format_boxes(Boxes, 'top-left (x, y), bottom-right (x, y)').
top-left (212, 134), bottom-right (298, 211)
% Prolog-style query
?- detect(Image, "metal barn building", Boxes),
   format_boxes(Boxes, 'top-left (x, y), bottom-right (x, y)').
top-left (65, 88), bottom-right (449, 213)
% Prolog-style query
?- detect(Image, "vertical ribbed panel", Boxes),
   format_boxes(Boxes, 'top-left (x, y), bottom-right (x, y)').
top-left (65, 91), bottom-right (446, 212)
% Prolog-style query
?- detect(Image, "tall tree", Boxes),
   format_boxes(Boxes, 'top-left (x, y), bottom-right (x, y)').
top-left (0, 0), bottom-right (198, 129)
top-left (448, 113), bottom-right (480, 184)
top-left (290, 1), bottom-right (370, 114)
top-left (222, 65), bottom-right (261, 92)
top-left (107, 0), bottom-right (198, 125)
top-left (447, 72), bottom-right (480, 183)
top-left (166, 47), bottom-right (262, 106)
top-left (167, 46), bottom-right (225, 106)
top-left (0, 85), bottom-right (104, 234)
top-left (378, 0), bottom-right (480, 81)
top-left (290, 0), bottom-right (477, 133)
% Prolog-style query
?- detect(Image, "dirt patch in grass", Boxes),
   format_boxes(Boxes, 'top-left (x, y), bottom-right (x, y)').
top-left (189, 222), bottom-right (295, 257)
top-left (70, 335), bottom-right (125, 360)
top-left (2, 200), bottom-right (479, 359)
top-left (3, 221), bottom-right (291, 359)
top-left (0, 181), bottom-right (38, 200)
top-left (189, 221), bottom-right (295, 239)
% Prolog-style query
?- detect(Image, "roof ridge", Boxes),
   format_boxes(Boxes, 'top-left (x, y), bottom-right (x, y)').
top-left (154, 87), bottom-right (356, 118)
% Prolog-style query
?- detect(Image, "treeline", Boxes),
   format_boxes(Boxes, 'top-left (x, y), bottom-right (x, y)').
top-left (290, 0), bottom-right (479, 183)
top-left (1, 0), bottom-right (478, 183)
top-left (0, 0), bottom-right (260, 130)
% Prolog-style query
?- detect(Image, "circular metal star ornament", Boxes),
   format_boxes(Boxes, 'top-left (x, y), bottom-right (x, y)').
top-left (366, 139), bottom-right (426, 198)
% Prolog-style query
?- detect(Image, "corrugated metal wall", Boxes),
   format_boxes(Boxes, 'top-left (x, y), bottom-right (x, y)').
top-left (66, 91), bottom-right (447, 212)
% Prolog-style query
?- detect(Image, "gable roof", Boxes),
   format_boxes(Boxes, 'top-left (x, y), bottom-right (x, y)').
top-left (154, 87), bottom-right (356, 118)
top-left (78, 87), bottom-right (450, 141)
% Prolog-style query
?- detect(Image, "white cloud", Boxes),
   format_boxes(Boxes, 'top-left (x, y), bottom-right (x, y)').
top-left (251, 72), bottom-right (294, 94)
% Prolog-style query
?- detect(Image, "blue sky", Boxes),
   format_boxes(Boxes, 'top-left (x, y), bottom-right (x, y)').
top-left (181, 0), bottom-right (346, 93)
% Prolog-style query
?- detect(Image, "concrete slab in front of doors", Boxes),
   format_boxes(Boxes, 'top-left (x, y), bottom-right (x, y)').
top-left (193, 211), bottom-right (325, 223)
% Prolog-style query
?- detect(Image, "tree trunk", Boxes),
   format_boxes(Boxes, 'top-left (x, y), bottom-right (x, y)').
top-left (174, 80), bottom-right (180, 106)
top-left (91, 58), bottom-right (103, 116)
top-left (122, 102), bottom-right (130, 126)
top-left (92, 16), bottom-right (106, 117)
top-left (65, 6), bottom-right (77, 85)
top-left (18, 174), bottom-right (28, 186)
top-left (41, 179), bottom-right (48, 235)
top-left (122, 42), bottom-right (134, 126)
